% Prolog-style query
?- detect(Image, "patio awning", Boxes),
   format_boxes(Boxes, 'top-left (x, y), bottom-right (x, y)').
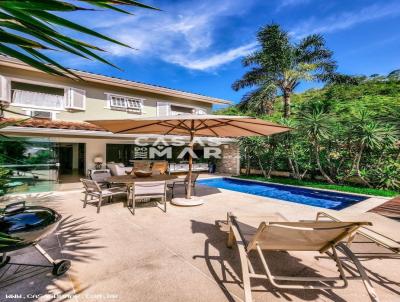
top-left (87, 114), bottom-right (291, 137)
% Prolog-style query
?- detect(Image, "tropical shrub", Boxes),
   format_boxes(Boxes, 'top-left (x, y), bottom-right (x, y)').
top-left (217, 72), bottom-right (400, 192)
top-left (0, 167), bottom-right (10, 196)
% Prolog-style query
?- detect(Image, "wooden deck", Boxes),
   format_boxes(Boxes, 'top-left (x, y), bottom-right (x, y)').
top-left (369, 196), bottom-right (400, 219)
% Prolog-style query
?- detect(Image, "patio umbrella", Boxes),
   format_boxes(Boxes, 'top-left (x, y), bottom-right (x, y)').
top-left (87, 115), bottom-right (291, 203)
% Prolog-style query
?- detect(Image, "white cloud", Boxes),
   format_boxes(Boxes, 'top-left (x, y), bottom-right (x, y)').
top-left (292, 2), bottom-right (400, 38)
top-left (80, 0), bottom-right (256, 71)
top-left (166, 42), bottom-right (258, 70)
top-left (277, 0), bottom-right (311, 10)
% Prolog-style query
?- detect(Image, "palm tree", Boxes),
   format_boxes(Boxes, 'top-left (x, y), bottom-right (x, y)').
top-left (348, 110), bottom-right (397, 187)
top-left (297, 104), bottom-right (335, 184)
top-left (0, 0), bottom-right (158, 77)
top-left (233, 24), bottom-right (336, 118)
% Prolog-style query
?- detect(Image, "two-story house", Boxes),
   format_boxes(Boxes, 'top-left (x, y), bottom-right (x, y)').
top-left (0, 56), bottom-right (239, 192)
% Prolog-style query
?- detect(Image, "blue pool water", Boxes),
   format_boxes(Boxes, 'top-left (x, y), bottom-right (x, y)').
top-left (197, 178), bottom-right (368, 210)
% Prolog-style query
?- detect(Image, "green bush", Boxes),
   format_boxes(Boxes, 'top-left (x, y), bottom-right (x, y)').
top-left (0, 167), bottom-right (10, 196)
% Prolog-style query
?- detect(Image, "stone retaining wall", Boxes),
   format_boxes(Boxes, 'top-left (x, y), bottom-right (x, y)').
top-left (216, 143), bottom-right (240, 175)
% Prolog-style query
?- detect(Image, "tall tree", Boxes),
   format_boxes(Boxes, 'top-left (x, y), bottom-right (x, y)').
top-left (0, 0), bottom-right (158, 78)
top-left (348, 110), bottom-right (397, 187)
top-left (297, 104), bottom-right (335, 184)
top-left (233, 24), bottom-right (336, 118)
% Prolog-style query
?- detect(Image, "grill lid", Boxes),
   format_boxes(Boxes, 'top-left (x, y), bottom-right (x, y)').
top-left (0, 201), bottom-right (61, 234)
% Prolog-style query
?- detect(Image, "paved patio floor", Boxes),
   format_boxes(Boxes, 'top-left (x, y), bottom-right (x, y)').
top-left (0, 180), bottom-right (399, 302)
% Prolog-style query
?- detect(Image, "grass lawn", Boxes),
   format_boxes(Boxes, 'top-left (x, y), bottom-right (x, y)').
top-left (237, 175), bottom-right (399, 197)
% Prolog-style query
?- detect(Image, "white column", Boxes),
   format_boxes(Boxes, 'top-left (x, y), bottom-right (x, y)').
top-left (72, 144), bottom-right (79, 170)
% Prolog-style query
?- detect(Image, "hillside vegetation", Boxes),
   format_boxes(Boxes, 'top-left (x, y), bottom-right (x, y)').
top-left (216, 75), bottom-right (400, 192)
top-left (290, 77), bottom-right (400, 120)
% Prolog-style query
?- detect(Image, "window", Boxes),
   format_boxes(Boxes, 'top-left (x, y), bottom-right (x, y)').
top-left (11, 82), bottom-right (65, 110)
top-left (126, 99), bottom-right (142, 111)
top-left (170, 105), bottom-right (194, 115)
top-left (157, 102), bottom-right (207, 116)
top-left (108, 94), bottom-right (143, 114)
top-left (30, 110), bottom-right (52, 119)
top-left (25, 110), bottom-right (57, 120)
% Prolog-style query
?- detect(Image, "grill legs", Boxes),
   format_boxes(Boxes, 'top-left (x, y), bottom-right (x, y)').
top-left (0, 252), bottom-right (10, 268)
top-left (0, 245), bottom-right (71, 277)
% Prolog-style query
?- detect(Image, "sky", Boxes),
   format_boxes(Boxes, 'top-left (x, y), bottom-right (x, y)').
top-left (54, 0), bottom-right (400, 109)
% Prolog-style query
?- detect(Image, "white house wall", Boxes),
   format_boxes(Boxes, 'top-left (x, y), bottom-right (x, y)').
top-left (0, 66), bottom-right (213, 121)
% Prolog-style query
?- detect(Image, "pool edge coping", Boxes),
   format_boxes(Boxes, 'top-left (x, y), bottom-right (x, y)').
top-left (216, 176), bottom-right (391, 200)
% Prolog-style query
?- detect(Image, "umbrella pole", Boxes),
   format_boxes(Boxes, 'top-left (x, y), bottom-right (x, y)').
top-left (186, 131), bottom-right (194, 199)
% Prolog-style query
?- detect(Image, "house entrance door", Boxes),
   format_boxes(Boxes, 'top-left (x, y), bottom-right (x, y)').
top-left (57, 143), bottom-right (85, 182)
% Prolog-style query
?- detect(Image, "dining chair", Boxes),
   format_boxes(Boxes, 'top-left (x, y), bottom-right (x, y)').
top-left (81, 178), bottom-right (128, 213)
top-left (168, 173), bottom-right (199, 198)
top-left (89, 170), bottom-right (111, 188)
top-left (129, 181), bottom-right (167, 215)
top-left (152, 161), bottom-right (168, 175)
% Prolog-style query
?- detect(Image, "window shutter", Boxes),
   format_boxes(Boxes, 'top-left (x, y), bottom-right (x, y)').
top-left (0, 75), bottom-right (10, 104)
top-left (157, 102), bottom-right (170, 116)
top-left (66, 88), bottom-right (86, 110)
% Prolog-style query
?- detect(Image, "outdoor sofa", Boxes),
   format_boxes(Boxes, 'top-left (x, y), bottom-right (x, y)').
top-left (106, 162), bottom-right (133, 176)
top-left (168, 162), bottom-right (208, 174)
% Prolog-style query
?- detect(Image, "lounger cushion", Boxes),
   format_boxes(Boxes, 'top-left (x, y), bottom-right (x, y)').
top-left (231, 213), bottom-right (287, 246)
top-left (231, 213), bottom-right (367, 252)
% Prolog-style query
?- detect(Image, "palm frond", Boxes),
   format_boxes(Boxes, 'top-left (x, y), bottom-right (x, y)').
top-left (0, 0), bottom-right (158, 78)
top-left (238, 84), bottom-right (277, 115)
top-left (232, 67), bottom-right (266, 91)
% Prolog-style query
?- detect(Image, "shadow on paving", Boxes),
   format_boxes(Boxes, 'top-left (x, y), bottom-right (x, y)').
top-left (169, 184), bottom-right (221, 198)
top-left (79, 184), bottom-right (221, 213)
top-left (191, 219), bottom-right (351, 302)
top-left (0, 193), bottom-right (104, 302)
top-left (315, 235), bottom-right (400, 297)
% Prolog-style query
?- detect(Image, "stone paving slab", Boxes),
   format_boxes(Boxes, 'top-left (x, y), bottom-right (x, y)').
top-left (0, 184), bottom-right (399, 302)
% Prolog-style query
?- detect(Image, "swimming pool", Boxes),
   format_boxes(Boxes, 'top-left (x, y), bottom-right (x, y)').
top-left (197, 177), bottom-right (368, 210)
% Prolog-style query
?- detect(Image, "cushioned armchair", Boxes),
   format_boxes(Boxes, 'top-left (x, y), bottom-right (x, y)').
top-left (107, 163), bottom-right (133, 176)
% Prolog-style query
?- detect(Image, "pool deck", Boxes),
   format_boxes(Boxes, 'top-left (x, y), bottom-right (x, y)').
top-left (0, 175), bottom-right (398, 302)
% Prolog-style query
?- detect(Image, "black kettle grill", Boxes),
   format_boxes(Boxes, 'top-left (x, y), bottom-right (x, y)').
top-left (0, 201), bottom-right (71, 276)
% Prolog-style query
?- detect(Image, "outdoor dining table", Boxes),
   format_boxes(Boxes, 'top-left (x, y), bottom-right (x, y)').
top-left (106, 174), bottom-right (178, 203)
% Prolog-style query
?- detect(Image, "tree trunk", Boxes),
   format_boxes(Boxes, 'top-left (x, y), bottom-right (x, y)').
top-left (257, 154), bottom-right (267, 178)
top-left (314, 144), bottom-right (335, 184)
top-left (265, 98), bottom-right (275, 116)
top-left (354, 143), bottom-right (372, 188)
top-left (266, 145), bottom-right (276, 178)
top-left (283, 91), bottom-right (291, 118)
top-left (288, 157), bottom-right (297, 178)
top-left (245, 149), bottom-right (251, 175)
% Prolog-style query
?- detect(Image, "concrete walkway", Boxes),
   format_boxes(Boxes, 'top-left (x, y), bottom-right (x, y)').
top-left (0, 184), bottom-right (399, 302)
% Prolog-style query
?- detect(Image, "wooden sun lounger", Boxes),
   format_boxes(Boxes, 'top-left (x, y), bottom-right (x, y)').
top-left (227, 212), bottom-right (379, 302)
top-left (317, 211), bottom-right (400, 254)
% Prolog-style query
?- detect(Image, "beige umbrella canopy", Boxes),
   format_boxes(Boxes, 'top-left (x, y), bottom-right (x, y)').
top-left (87, 115), bottom-right (291, 201)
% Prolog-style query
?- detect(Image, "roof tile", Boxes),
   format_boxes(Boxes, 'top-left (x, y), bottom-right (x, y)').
top-left (0, 118), bottom-right (104, 131)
